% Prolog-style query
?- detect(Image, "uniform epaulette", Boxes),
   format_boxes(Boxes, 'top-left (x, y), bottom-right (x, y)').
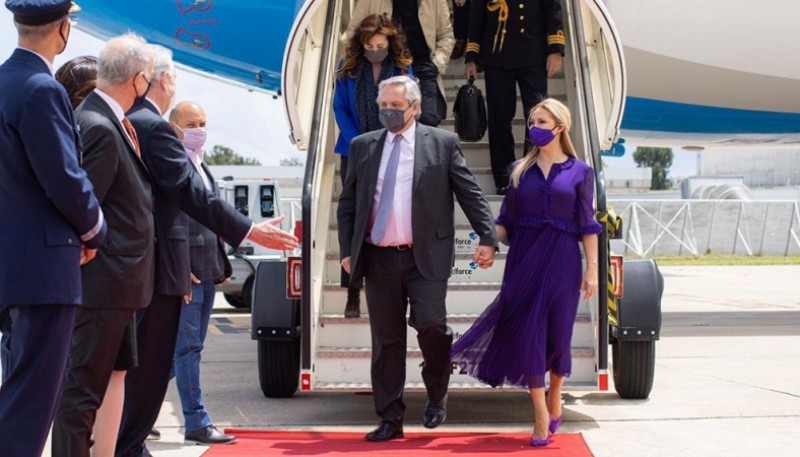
top-left (548, 30), bottom-right (566, 46)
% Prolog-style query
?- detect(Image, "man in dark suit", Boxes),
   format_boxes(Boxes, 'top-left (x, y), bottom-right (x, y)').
top-left (465, 0), bottom-right (565, 194)
top-left (166, 101), bottom-right (236, 445)
top-left (51, 34), bottom-right (156, 457)
top-left (0, 2), bottom-right (107, 455)
top-left (337, 75), bottom-right (497, 442)
top-left (116, 45), bottom-right (298, 457)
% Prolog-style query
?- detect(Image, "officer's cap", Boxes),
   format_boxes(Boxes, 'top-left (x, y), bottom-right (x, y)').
top-left (5, 0), bottom-right (80, 26)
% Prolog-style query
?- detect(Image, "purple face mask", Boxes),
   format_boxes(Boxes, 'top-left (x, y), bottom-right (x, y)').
top-left (529, 126), bottom-right (557, 147)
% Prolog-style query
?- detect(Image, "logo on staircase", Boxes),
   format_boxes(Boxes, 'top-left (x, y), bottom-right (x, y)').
top-left (454, 231), bottom-right (479, 254)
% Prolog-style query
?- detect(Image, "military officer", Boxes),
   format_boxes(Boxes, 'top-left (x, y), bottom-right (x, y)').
top-left (465, 0), bottom-right (565, 194)
top-left (0, 1), bottom-right (107, 456)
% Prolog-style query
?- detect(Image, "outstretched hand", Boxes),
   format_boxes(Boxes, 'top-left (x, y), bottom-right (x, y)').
top-left (247, 216), bottom-right (300, 250)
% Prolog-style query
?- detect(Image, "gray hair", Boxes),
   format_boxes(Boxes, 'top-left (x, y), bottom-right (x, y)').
top-left (97, 33), bottom-right (150, 86)
top-left (14, 17), bottom-right (64, 40)
top-left (377, 75), bottom-right (423, 120)
top-left (148, 44), bottom-right (175, 82)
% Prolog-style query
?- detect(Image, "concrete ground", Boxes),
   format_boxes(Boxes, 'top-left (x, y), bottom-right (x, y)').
top-left (44, 265), bottom-right (800, 456)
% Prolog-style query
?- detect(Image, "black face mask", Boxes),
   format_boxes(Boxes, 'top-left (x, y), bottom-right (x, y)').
top-left (130, 75), bottom-right (152, 111)
top-left (364, 47), bottom-right (389, 64)
top-left (379, 105), bottom-right (413, 133)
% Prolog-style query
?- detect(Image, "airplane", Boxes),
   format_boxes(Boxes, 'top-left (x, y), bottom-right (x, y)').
top-left (70, 0), bottom-right (800, 151)
top-left (66, 0), bottom-right (794, 398)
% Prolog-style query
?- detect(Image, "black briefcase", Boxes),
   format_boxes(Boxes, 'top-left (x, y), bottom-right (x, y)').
top-left (453, 76), bottom-right (487, 142)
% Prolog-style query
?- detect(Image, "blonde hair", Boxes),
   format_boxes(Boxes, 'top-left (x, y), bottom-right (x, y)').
top-left (509, 98), bottom-right (578, 188)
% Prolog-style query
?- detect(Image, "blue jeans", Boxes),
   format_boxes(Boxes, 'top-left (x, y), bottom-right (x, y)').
top-left (173, 280), bottom-right (216, 432)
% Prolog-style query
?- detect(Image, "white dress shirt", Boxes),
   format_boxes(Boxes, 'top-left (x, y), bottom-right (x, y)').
top-left (93, 89), bottom-right (138, 151)
top-left (369, 122), bottom-right (416, 246)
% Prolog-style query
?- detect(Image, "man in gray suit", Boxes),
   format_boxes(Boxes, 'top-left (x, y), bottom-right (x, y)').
top-left (337, 75), bottom-right (497, 442)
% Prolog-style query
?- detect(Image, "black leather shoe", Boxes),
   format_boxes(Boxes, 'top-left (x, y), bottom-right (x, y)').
top-left (184, 425), bottom-right (237, 445)
top-left (147, 428), bottom-right (160, 440)
top-left (423, 397), bottom-right (447, 429)
top-left (365, 421), bottom-right (404, 442)
top-left (496, 186), bottom-right (508, 196)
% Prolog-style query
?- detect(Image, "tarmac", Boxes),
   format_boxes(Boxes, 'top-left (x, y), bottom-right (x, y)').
top-left (42, 265), bottom-right (800, 456)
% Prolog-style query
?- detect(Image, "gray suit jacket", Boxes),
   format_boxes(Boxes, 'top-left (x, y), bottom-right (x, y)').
top-left (76, 91), bottom-right (156, 310)
top-left (338, 123), bottom-right (497, 283)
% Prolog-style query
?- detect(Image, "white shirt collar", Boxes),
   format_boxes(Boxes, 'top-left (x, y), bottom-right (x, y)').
top-left (93, 89), bottom-right (126, 122)
top-left (18, 47), bottom-right (53, 76)
top-left (386, 120), bottom-right (417, 145)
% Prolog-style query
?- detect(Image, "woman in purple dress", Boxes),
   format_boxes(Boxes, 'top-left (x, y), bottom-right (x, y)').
top-left (450, 98), bottom-right (602, 447)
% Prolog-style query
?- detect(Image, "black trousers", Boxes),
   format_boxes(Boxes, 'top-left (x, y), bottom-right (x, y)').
top-left (116, 293), bottom-right (183, 457)
top-left (484, 65), bottom-right (548, 189)
top-left (453, 0), bottom-right (471, 40)
top-left (52, 307), bottom-right (136, 457)
top-left (363, 244), bottom-right (453, 425)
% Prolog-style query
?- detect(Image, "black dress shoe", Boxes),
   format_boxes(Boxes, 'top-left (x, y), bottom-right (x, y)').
top-left (184, 425), bottom-right (237, 445)
top-left (147, 428), bottom-right (160, 440)
top-left (423, 397), bottom-right (447, 429)
top-left (496, 186), bottom-right (508, 196)
top-left (365, 421), bottom-right (404, 442)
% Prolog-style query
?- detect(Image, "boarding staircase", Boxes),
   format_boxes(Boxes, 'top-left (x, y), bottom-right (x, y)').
top-left (280, 0), bottom-right (625, 394)
top-left (314, 36), bottom-right (591, 393)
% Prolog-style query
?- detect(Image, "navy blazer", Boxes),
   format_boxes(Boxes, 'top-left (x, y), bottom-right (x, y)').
top-left (187, 162), bottom-right (232, 283)
top-left (0, 48), bottom-right (106, 306)
top-left (127, 101), bottom-right (251, 296)
top-left (333, 60), bottom-right (413, 156)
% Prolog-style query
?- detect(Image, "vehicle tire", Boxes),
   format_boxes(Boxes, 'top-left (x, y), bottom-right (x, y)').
top-left (612, 340), bottom-right (656, 399)
top-left (223, 293), bottom-right (247, 309)
top-left (258, 338), bottom-right (300, 398)
top-left (222, 274), bottom-right (254, 310)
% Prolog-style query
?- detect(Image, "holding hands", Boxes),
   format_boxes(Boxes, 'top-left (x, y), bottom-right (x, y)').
top-left (473, 245), bottom-right (496, 269)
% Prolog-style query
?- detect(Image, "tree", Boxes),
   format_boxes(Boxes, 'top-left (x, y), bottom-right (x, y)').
top-left (633, 146), bottom-right (673, 190)
top-left (204, 144), bottom-right (261, 165)
top-left (280, 157), bottom-right (304, 167)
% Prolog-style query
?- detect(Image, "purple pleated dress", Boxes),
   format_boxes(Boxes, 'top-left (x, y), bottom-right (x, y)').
top-left (451, 157), bottom-right (603, 388)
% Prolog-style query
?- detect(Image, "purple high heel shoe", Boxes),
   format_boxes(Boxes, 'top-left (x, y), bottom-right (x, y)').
top-left (530, 435), bottom-right (551, 447)
top-left (549, 414), bottom-right (563, 434)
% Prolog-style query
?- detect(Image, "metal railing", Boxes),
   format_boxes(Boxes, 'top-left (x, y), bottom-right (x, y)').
top-left (609, 199), bottom-right (800, 256)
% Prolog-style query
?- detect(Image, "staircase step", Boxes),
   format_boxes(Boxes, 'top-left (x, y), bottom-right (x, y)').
top-left (317, 313), bottom-right (595, 348)
top-left (326, 223), bottom-right (509, 257)
top-left (321, 283), bottom-right (595, 317)
top-left (325, 252), bottom-right (509, 284)
top-left (311, 380), bottom-right (598, 392)
top-left (313, 346), bottom-right (597, 385)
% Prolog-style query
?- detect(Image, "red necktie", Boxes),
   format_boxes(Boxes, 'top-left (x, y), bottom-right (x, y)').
top-left (122, 117), bottom-right (141, 157)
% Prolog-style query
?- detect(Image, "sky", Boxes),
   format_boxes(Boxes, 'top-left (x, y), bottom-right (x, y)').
top-left (0, 8), bottom-right (303, 166)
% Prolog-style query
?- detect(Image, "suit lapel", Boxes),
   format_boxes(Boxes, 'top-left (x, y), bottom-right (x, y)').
top-left (201, 161), bottom-right (217, 194)
top-left (412, 123), bottom-right (430, 195)
top-left (366, 130), bottom-right (388, 197)
top-left (85, 93), bottom-right (144, 169)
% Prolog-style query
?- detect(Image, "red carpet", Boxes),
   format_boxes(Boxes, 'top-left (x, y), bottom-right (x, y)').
top-left (202, 429), bottom-right (594, 456)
